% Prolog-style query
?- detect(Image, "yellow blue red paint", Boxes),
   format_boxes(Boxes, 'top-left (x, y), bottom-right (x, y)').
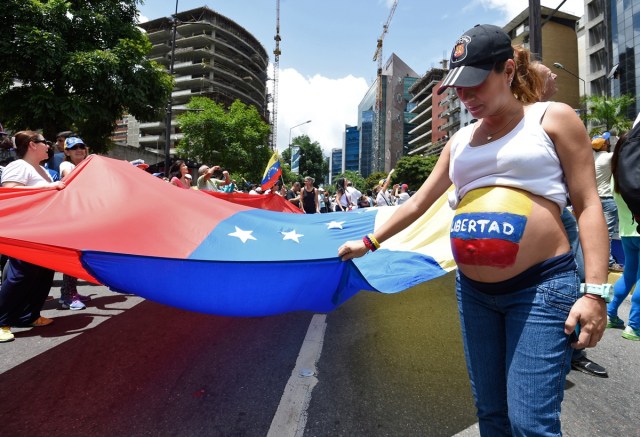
top-left (451, 187), bottom-right (533, 268)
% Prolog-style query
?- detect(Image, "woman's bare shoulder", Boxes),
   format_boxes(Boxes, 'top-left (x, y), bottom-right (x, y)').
top-left (541, 101), bottom-right (586, 141)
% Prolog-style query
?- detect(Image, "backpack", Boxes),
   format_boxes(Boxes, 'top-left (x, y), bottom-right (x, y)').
top-left (616, 121), bottom-right (640, 227)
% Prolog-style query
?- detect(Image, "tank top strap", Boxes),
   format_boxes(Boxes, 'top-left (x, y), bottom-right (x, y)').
top-left (524, 101), bottom-right (552, 126)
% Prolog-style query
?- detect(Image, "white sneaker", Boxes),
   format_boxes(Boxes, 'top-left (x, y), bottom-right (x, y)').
top-left (622, 326), bottom-right (640, 341)
top-left (60, 297), bottom-right (86, 310)
top-left (0, 326), bottom-right (14, 342)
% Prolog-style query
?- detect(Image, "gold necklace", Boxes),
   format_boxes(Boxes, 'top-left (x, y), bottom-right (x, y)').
top-left (483, 112), bottom-right (519, 141)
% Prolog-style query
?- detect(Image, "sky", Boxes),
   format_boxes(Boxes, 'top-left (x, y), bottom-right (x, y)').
top-left (137, 0), bottom-right (585, 156)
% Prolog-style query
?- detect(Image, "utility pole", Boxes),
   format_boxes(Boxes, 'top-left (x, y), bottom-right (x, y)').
top-left (164, 0), bottom-right (179, 176)
top-left (271, 0), bottom-right (281, 151)
top-left (529, 0), bottom-right (542, 60)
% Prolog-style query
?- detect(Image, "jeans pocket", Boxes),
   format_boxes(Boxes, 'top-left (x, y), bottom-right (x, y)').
top-left (540, 272), bottom-right (579, 314)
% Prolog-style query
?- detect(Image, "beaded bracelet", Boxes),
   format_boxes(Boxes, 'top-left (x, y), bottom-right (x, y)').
top-left (362, 234), bottom-right (381, 252)
top-left (362, 235), bottom-right (376, 252)
top-left (367, 234), bottom-right (381, 250)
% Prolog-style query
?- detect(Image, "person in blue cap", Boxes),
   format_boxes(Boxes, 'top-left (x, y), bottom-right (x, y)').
top-left (57, 137), bottom-right (92, 310)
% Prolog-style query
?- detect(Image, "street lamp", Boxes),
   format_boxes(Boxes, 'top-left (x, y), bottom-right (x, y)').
top-left (288, 119), bottom-right (312, 149)
top-left (288, 119), bottom-right (312, 174)
top-left (553, 62), bottom-right (587, 126)
top-left (164, 0), bottom-right (179, 176)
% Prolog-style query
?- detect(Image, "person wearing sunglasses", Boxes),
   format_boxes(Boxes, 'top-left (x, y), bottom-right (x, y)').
top-left (0, 131), bottom-right (66, 343)
top-left (56, 136), bottom-right (92, 310)
top-left (59, 137), bottom-right (88, 178)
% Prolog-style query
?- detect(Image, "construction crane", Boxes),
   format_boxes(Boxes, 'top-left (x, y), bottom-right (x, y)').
top-left (371, 0), bottom-right (398, 172)
top-left (271, 0), bottom-right (281, 151)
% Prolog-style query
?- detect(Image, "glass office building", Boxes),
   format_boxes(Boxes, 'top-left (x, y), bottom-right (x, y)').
top-left (357, 54), bottom-right (418, 177)
top-left (344, 125), bottom-right (360, 173)
top-left (609, 0), bottom-right (640, 118)
top-left (330, 148), bottom-right (343, 183)
top-left (358, 83), bottom-right (380, 178)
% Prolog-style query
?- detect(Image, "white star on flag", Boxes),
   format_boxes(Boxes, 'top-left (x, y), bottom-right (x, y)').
top-left (327, 221), bottom-right (345, 230)
top-left (228, 226), bottom-right (256, 243)
top-left (281, 230), bottom-right (304, 243)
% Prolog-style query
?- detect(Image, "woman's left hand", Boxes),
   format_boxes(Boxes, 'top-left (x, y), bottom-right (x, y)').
top-left (564, 296), bottom-right (607, 349)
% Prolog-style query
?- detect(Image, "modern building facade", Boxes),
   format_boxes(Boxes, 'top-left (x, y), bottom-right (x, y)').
top-left (357, 87), bottom-right (376, 177)
top-left (357, 53), bottom-right (418, 177)
top-left (408, 65), bottom-right (478, 157)
top-left (343, 125), bottom-right (359, 173)
top-left (137, 6), bottom-right (269, 159)
top-left (330, 148), bottom-right (343, 184)
top-left (407, 67), bottom-right (447, 156)
top-left (504, 6), bottom-right (581, 109)
top-left (586, 0), bottom-right (640, 119)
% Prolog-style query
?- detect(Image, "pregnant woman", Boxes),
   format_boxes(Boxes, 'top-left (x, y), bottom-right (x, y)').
top-left (338, 25), bottom-right (609, 436)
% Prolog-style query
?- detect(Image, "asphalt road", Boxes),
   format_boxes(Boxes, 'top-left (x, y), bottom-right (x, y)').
top-left (1, 272), bottom-right (638, 436)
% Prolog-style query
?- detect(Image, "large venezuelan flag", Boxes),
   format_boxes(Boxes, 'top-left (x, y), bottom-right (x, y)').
top-left (0, 156), bottom-right (456, 316)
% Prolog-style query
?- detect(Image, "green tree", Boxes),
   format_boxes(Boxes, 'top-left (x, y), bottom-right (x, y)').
top-left (334, 170), bottom-right (366, 192)
top-left (281, 134), bottom-right (328, 184)
top-left (585, 94), bottom-right (635, 135)
top-left (280, 164), bottom-right (301, 187)
top-left (177, 97), bottom-right (271, 184)
top-left (365, 171), bottom-right (389, 190)
top-left (393, 155), bottom-right (438, 190)
top-left (0, 0), bottom-right (173, 152)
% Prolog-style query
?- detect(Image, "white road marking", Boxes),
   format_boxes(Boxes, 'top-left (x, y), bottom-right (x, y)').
top-left (267, 313), bottom-right (327, 437)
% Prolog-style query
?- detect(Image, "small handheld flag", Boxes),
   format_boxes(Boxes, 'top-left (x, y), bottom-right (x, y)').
top-left (261, 151), bottom-right (282, 191)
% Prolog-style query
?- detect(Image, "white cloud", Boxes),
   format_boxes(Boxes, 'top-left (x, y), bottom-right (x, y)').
top-left (274, 68), bottom-right (369, 156)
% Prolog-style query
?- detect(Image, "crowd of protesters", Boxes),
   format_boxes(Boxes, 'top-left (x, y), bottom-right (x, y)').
top-left (0, 111), bottom-right (638, 359)
top-left (0, 130), bottom-right (417, 344)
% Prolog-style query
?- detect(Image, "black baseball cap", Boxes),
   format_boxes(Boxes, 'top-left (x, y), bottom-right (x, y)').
top-left (437, 24), bottom-right (514, 95)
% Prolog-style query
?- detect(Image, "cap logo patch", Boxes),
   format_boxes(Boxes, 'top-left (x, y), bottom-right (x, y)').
top-left (452, 35), bottom-right (470, 64)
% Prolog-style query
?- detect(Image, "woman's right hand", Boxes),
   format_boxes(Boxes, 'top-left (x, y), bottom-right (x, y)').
top-left (338, 239), bottom-right (369, 261)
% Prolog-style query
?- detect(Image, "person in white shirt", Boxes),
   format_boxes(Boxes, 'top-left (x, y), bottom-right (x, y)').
top-left (345, 180), bottom-right (361, 210)
top-left (375, 169), bottom-right (395, 207)
top-left (395, 184), bottom-right (411, 205)
top-left (1, 131), bottom-right (66, 343)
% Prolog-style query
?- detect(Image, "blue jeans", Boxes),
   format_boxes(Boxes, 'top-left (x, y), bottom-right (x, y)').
top-left (560, 208), bottom-right (584, 282)
top-left (608, 236), bottom-right (640, 330)
top-left (456, 270), bottom-right (578, 436)
top-left (600, 198), bottom-right (619, 266)
top-left (0, 258), bottom-right (54, 326)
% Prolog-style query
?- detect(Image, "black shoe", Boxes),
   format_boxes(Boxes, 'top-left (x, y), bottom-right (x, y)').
top-left (571, 356), bottom-right (608, 378)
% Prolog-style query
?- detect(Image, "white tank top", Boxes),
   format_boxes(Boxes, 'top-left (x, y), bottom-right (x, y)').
top-left (448, 101), bottom-right (567, 211)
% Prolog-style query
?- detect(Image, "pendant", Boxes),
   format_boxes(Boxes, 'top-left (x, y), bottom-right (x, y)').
top-left (487, 135), bottom-right (492, 141)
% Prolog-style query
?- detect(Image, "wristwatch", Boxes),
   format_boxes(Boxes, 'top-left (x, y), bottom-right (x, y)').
top-left (580, 283), bottom-right (613, 303)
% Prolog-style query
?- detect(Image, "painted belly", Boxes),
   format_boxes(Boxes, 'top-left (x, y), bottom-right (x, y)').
top-left (451, 187), bottom-right (533, 268)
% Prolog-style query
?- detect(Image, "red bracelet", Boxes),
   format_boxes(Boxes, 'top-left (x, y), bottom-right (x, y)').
top-left (582, 293), bottom-right (605, 302)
